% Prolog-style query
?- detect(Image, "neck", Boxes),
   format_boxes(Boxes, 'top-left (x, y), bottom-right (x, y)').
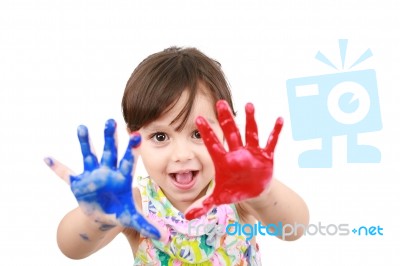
top-left (164, 185), bottom-right (210, 215)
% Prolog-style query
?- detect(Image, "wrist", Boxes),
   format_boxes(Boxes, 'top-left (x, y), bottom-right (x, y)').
top-left (80, 208), bottom-right (119, 231)
top-left (240, 178), bottom-right (275, 211)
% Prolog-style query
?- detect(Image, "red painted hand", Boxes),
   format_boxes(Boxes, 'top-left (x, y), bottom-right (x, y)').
top-left (185, 100), bottom-right (283, 220)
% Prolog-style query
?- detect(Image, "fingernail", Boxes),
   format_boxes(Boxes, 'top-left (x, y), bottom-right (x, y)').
top-left (77, 125), bottom-right (89, 138)
top-left (44, 157), bottom-right (54, 167)
top-left (105, 119), bottom-right (117, 135)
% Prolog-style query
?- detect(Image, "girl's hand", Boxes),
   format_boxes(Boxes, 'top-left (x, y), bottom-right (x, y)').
top-left (45, 119), bottom-right (161, 240)
top-left (185, 101), bottom-right (283, 220)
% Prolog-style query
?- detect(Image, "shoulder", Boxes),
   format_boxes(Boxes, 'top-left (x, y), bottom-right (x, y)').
top-left (234, 202), bottom-right (256, 225)
top-left (233, 202), bottom-right (257, 246)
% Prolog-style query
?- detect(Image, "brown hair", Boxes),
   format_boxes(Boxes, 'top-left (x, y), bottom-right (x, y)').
top-left (122, 46), bottom-right (235, 132)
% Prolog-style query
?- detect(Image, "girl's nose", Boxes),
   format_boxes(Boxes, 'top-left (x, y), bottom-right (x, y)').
top-left (171, 140), bottom-right (194, 162)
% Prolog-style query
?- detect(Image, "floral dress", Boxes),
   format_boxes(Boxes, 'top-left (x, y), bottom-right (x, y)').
top-left (134, 176), bottom-right (262, 265)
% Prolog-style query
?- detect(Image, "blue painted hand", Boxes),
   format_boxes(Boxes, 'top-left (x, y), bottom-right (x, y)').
top-left (45, 119), bottom-right (161, 240)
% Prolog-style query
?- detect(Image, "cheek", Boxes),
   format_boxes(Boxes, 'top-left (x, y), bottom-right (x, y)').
top-left (198, 148), bottom-right (216, 174)
top-left (211, 125), bottom-right (224, 143)
top-left (141, 158), bottom-right (166, 179)
top-left (138, 146), bottom-right (167, 175)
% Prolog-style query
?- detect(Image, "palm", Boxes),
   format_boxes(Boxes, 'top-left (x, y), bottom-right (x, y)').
top-left (185, 101), bottom-right (283, 220)
top-left (71, 167), bottom-right (134, 218)
top-left (46, 119), bottom-right (160, 240)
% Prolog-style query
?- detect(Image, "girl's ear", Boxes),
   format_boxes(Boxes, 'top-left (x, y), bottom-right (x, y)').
top-left (126, 126), bottom-right (132, 134)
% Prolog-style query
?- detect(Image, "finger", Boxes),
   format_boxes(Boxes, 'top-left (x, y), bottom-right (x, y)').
top-left (216, 100), bottom-right (243, 151)
top-left (100, 119), bottom-right (118, 169)
top-left (121, 211), bottom-right (162, 240)
top-left (245, 103), bottom-right (259, 148)
top-left (196, 116), bottom-right (226, 162)
top-left (44, 157), bottom-right (75, 185)
top-left (115, 195), bottom-right (162, 240)
top-left (184, 194), bottom-right (215, 220)
top-left (119, 133), bottom-right (141, 179)
top-left (264, 117), bottom-right (284, 157)
top-left (185, 207), bottom-right (209, 220)
top-left (77, 125), bottom-right (99, 171)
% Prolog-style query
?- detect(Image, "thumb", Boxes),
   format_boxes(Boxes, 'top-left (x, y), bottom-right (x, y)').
top-left (184, 194), bottom-right (215, 220)
top-left (265, 117), bottom-right (284, 157)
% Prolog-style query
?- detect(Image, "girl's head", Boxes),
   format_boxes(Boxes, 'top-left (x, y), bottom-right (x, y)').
top-left (121, 47), bottom-right (235, 212)
top-left (122, 46), bottom-right (235, 132)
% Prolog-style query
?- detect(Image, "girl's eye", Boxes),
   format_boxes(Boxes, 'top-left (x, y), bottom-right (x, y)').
top-left (151, 132), bottom-right (168, 142)
top-left (192, 130), bottom-right (201, 139)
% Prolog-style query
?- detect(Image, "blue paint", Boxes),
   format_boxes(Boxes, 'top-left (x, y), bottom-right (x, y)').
top-left (70, 119), bottom-right (160, 239)
top-left (97, 222), bottom-right (117, 232)
top-left (43, 157), bottom-right (54, 167)
top-left (77, 125), bottom-right (99, 171)
top-left (100, 119), bottom-right (118, 169)
top-left (79, 233), bottom-right (90, 241)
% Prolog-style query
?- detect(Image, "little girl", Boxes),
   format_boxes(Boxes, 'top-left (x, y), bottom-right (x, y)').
top-left (45, 47), bottom-right (309, 265)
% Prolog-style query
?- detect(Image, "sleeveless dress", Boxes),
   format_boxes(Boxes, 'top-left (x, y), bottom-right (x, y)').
top-left (134, 176), bottom-right (262, 265)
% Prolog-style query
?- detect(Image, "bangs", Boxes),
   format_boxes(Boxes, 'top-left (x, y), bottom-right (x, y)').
top-left (122, 47), bottom-right (234, 132)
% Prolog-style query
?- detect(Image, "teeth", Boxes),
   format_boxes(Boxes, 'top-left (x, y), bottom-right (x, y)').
top-left (174, 171), bottom-right (193, 184)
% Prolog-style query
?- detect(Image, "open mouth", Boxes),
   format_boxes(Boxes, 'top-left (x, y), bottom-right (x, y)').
top-left (169, 171), bottom-right (199, 189)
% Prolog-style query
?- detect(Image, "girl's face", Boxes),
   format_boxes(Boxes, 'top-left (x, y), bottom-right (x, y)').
top-left (137, 86), bottom-right (223, 212)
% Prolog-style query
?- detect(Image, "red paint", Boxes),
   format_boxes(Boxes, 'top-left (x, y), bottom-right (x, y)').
top-left (185, 100), bottom-right (283, 220)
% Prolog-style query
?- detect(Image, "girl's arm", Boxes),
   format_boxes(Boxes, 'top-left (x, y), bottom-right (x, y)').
top-left (57, 207), bottom-right (123, 259)
top-left (238, 178), bottom-right (309, 241)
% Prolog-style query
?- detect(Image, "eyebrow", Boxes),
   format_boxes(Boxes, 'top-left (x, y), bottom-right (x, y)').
top-left (142, 123), bottom-right (168, 132)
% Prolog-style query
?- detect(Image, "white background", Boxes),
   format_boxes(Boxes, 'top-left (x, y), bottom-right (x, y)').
top-left (1, 0), bottom-right (399, 265)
